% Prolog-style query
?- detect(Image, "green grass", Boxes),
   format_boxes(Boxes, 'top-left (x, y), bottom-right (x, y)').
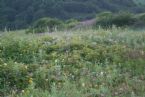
top-left (0, 27), bottom-right (145, 97)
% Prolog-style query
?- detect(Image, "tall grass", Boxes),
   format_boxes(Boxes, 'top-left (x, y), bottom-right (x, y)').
top-left (0, 27), bottom-right (145, 97)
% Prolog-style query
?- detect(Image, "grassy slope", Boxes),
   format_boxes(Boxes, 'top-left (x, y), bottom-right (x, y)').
top-left (0, 28), bottom-right (145, 97)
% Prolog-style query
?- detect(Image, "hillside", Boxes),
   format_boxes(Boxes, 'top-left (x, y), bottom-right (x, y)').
top-left (0, 0), bottom-right (145, 30)
top-left (0, 28), bottom-right (145, 97)
top-left (134, 0), bottom-right (145, 5)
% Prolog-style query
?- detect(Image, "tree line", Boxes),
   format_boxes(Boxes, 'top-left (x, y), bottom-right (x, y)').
top-left (0, 0), bottom-right (145, 30)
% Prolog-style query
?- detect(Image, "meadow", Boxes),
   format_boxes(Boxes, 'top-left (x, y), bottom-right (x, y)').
top-left (0, 27), bottom-right (145, 97)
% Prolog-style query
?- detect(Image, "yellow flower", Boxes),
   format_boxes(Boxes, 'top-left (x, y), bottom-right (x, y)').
top-left (28, 78), bottom-right (33, 84)
top-left (24, 66), bottom-right (28, 69)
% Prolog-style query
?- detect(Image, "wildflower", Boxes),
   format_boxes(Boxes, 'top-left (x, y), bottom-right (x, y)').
top-left (22, 90), bottom-right (25, 93)
top-left (24, 66), bottom-right (28, 69)
top-left (100, 72), bottom-right (104, 76)
top-left (55, 59), bottom-right (58, 63)
top-left (95, 84), bottom-right (98, 88)
top-left (82, 83), bottom-right (85, 87)
top-left (28, 78), bottom-right (33, 84)
top-left (141, 51), bottom-right (144, 55)
top-left (4, 63), bottom-right (7, 66)
top-left (62, 59), bottom-right (64, 62)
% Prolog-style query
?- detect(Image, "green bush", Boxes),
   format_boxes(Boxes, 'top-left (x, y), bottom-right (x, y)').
top-left (137, 13), bottom-right (145, 21)
top-left (0, 61), bottom-right (30, 95)
top-left (0, 35), bottom-right (52, 64)
top-left (0, 39), bottom-right (40, 63)
top-left (133, 13), bottom-right (145, 28)
top-left (96, 12), bottom-right (135, 28)
top-left (65, 19), bottom-right (79, 29)
top-left (96, 12), bottom-right (113, 28)
top-left (26, 17), bottom-right (64, 33)
top-left (112, 12), bottom-right (135, 27)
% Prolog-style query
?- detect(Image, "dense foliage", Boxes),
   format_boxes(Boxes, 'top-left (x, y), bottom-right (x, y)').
top-left (0, 0), bottom-right (145, 30)
top-left (24, 12), bottom-right (145, 33)
top-left (26, 18), bottom-right (64, 33)
top-left (26, 18), bottom-right (79, 33)
top-left (0, 28), bottom-right (145, 97)
top-left (95, 12), bottom-right (145, 28)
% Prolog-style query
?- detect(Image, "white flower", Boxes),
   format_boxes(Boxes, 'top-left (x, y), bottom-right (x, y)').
top-left (141, 51), bottom-right (144, 55)
top-left (24, 66), bottom-right (28, 69)
top-left (22, 90), bottom-right (25, 93)
top-left (55, 59), bottom-right (58, 63)
top-left (4, 63), bottom-right (7, 66)
top-left (82, 83), bottom-right (85, 87)
top-left (100, 72), bottom-right (104, 76)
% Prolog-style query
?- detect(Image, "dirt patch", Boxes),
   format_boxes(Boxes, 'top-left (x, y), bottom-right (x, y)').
top-left (74, 19), bottom-right (96, 29)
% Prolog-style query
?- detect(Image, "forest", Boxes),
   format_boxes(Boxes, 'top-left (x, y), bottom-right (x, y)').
top-left (0, 0), bottom-right (145, 30)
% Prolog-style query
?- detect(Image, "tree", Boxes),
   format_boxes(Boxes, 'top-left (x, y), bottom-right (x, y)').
top-left (0, 0), bottom-right (145, 30)
top-left (96, 12), bottom-right (113, 28)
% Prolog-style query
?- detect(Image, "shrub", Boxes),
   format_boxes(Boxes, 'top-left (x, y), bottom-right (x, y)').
top-left (0, 61), bottom-right (30, 96)
top-left (112, 12), bottom-right (135, 27)
top-left (133, 13), bottom-right (145, 28)
top-left (96, 12), bottom-right (135, 28)
top-left (65, 19), bottom-right (79, 29)
top-left (137, 13), bottom-right (145, 21)
top-left (96, 11), bottom-right (113, 28)
top-left (0, 35), bottom-right (48, 64)
top-left (26, 17), bottom-right (64, 33)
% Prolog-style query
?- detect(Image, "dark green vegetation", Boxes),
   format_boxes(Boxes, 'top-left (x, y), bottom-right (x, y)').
top-left (0, 28), bottom-right (145, 97)
top-left (26, 12), bottom-right (145, 33)
top-left (95, 12), bottom-right (145, 28)
top-left (0, 0), bottom-right (145, 30)
top-left (26, 18), bottom-right (79, 33)
top-left (26, 18), bottom-right (64, 33)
